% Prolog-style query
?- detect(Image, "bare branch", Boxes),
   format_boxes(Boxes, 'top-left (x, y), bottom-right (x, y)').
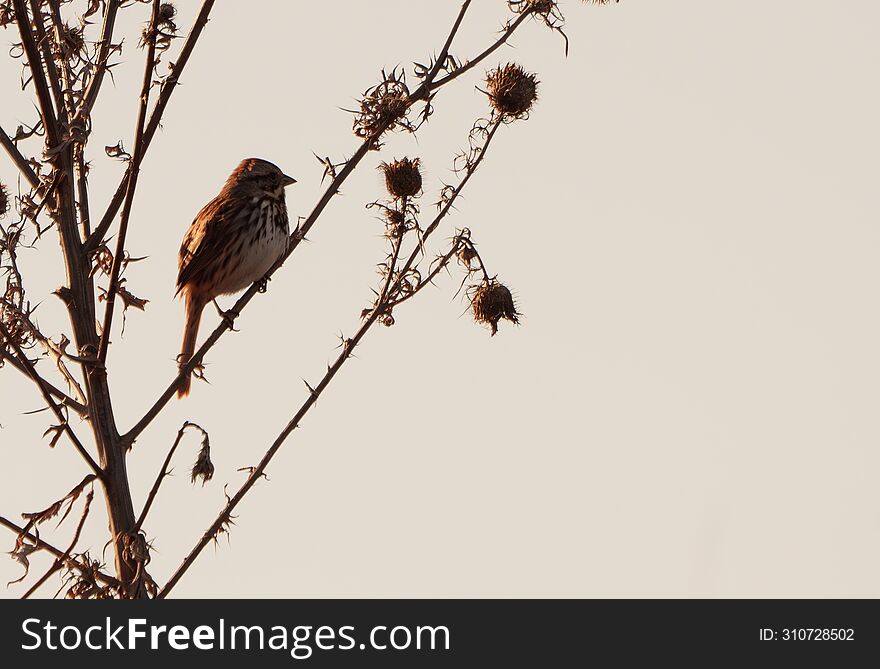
top-left (0, 319), bottom-right (101, 476)
top-left (0, 348), bottom-right (88, 415)
top-left (429, 7), bottom-right (535, 90)
top-left (74, 0), bottom-right (120, 123)
top-left (21, 488), bottom-right (93, 599)
top-left (134, 421), bottom-right (205, 533)
top-left (0, 513), bottom-right (118, 588)
top-left (12, 0), bottom-right (60, 148)
top-left (0, 124), bottom-right (39, 188)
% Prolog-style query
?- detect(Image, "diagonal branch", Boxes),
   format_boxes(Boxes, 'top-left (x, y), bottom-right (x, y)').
top-left (0, 348), bottom-right (88, 415)
top-left (74, 0), bottom-right (120, 124)
top-left (133, 421), bottom-right (199, 533)
top-left (0, 124), bottom-right (40, 188)
top-left (429, 8), bottom-right (535, 90)
top-left (0, 320), bottom-right (101, 476)
top-left (21, 488), bottom-right (93, 599)
top-left (0, 513), bottom-right (118, 588)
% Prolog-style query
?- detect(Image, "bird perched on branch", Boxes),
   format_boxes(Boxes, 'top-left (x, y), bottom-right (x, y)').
top-left (175, 158), bottom-right (296, 397)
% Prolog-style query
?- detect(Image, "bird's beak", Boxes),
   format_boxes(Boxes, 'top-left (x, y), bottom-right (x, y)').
top-left (283, 174), bottom-right (297, 186)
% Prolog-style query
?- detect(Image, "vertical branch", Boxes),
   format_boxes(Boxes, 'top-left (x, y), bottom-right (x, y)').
top-left (75, 0), bottom-right (120, 123)
top-left (28, 0), bottom-right (67, 121)
top-left (85, 0), bottom-right (216, 252)
top-left (12, 0), bottom-right (60, 147)
top-left (97, 0), bottom-right (161, 364)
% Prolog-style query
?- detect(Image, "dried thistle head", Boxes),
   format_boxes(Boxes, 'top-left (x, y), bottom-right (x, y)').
top-left (469, 279), bottom-right (520, 336)
top-left (353, 71), bottom-right (412, 148)
top-left (381, 157), bottom-right (422, 199)
top-left (486, 63), bottom-right (539, 120)
top-left (53, 23), bottom-right (85, 64)
top-left (526, 0), bottom-right (556, 12)
top-left (0, 180), bottom-right (9, 218)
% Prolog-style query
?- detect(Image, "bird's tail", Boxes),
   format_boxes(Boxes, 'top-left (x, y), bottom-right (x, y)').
top-left (178, 292), bottom-right (206, 398)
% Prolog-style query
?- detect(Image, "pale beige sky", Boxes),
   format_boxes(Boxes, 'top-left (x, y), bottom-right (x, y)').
top-left (1, 1), bottom-right (879, 597)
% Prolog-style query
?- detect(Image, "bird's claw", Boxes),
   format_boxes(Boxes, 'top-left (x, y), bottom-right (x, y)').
top-left (257, 276), bottom-right (270, 293)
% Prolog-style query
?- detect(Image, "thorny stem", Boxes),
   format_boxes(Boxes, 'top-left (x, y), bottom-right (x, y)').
top-left (158, 119), bottom-right (506, 600)
top-left (27, 0), bottom-right (67, 125)
top-left (0, 320), bottom-right (102, 476)
top-left (0, 124), bottom-right (40, 187)
top-left (125, 1), bottom-right (534, 446)
top-left (0, 514), bottom-right (118, 588)
top-left (133, 422), bottom-right (197, 533)
top-left (0, 337), bottom-right (88, 414)
top-left (21, 489), bottom-right (93, 599)
top-left (74, 0), bottom-right (120, 126)
top-left (97, 0), bottom-right (161, 365)
top-left (429, 9), bottom-right (534, 90)
top-left (392, 119), bottom-right (502, 301)
top-left (12, 0), bottom-right (60, 149)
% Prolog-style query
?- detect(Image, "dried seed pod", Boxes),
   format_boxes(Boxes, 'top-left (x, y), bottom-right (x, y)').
top-left (353, 72), bottom-right (412, 147)
top-left (527, 0), bottom-right (556, 12)
top-left (158, 2), bottom-right (177, 24)
top-left (486, 63), bottom-right (539, 119)
top-left (457, 244), bottom-right (478, 269)
top-left (469, 279), bottom-right (520, 336)
top-left (0, 180), bottom-right (9, 217)
top-left (191, 442), bottom-right (214, 485)
top-left (381, 157), bottom-right (422, 199)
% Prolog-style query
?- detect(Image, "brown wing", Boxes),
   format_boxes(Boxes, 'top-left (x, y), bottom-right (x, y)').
top-left (176, 193), bottom-right (251, 294)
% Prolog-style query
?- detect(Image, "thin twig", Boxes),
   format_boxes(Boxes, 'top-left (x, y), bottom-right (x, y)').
top-left (0, 124), bottom-right (40, 187)
top-left (21, 489), bottom-right (93, 599)
top-left (0, 348), bottom-right (88, 415)
top-left (27, 0), bottom-right (67, 123)
top-left (0, 513), bottom-right (118, 587)
top-left (133, 422), bottom-right (194, 533)
top-left (96, 0), bottom-right (161, 364)
top-left (0, 320), bottom-right (102, 476)
top-left (74, 0), bottom-right (120, 124)
top-left (429, 8), bottom-right (535, 89)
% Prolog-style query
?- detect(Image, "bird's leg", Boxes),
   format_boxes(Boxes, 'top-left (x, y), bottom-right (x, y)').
top-left (256, 275), bottom-right (270, 293)
top-left (212, 299), bottom-right (240, 331)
